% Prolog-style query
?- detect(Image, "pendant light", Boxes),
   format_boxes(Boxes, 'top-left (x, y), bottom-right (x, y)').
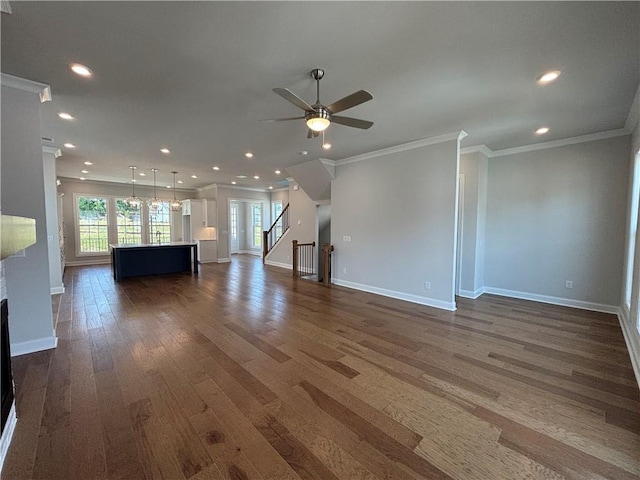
top-left (126, 166), bottom-right (141, 209)
top-left (148, 168), bottom-right (160, 211)
top-left (170, 171), bottom-right (182, 211)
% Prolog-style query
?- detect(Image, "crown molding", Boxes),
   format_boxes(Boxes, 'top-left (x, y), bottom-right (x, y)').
top-left (336, 131), bottom-right (465, 167)
top-left (460, 144), bottom-right (493, 157)
top-left (625, 82), bottom-right (640, 133)
top-left (42, 146), bottom-right (61, 158)
top-left (1, 73), bottom-right (51, 103)
top-left (57, 176), bottom-right (195, 193)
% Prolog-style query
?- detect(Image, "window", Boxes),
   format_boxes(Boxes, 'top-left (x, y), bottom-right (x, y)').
top-left (252, 203), bottom-right (262, 247)
top-left (149, 201), bottom-right (171, 243)
top-left (77, 196), bottom-right (109, 254)
top-left (116, 199), bottom-right (142, 244)
top-left (272, 202), bottom-right (283, 238)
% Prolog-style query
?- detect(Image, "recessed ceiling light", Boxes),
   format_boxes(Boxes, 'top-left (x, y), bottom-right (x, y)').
top-left (212, 166), bottom-right (220, 171)
top-left (536, 70), bottom-right (560, 84)
top-left (166, 185), bottom-right (171, 189)
top-left (300, 151), bottom-right (308, 156)
top-left (245, 152), bottom-right (253, 158)
top-left (274, 170), bottom-right (281, 175)
top-left (83, 161), bottom-right (93, 165)
top-left (160, 148), bottom-right (170, 154)
top-left (70, 63), bottom-right (93, 78)
top-left (253, 175), bottom-right (260, 179)
top-left (322, 142), bottom-right (332, 150)
top-left (58, 112), bottom-right (74, 120)
top-left (237, 175), bottom-right (247, 179)
top-left (132, 179), bottom-right (137, 182)
top-left (191, 175), bottom-right (198, 178)
top-left (81, 169), bottom-right (88, 174)
top-left (535, 127), bottom-right (550, 135)
top-left (139, 172), bottom-right (146, 176)
top-left (63, 143), bottom-right (76, 148)
top-left (177, 180), bottom-right (183, 184)
top-left (231, 181), bottom-right (237, 185)
top-left (269, 186), bottom-right (273, 190)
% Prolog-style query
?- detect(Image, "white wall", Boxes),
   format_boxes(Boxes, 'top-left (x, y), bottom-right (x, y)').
top-left (484, 136), bottom-right (630, 309)
top-left (42, 148), bottom-right (64, 294)
top-left (1, 84), bottom-right (56, 354)
top-left (459, 152), bottom-right (488, 297)
top-left (332, 136), bottom-right (460, 310)
top-left (58, 178), bottom-right (193, 265)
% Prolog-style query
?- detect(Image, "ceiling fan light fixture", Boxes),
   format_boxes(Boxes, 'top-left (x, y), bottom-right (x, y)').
top-left (306, 109), bottom-right (330, 132)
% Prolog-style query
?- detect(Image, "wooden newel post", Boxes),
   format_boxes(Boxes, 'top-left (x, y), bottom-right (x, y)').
top-left (262, 231), bottom-right (268, 263)
top-left (322, 244), bottom-right (334, 285)
top-left (292, 240), bottom-right (298, 277)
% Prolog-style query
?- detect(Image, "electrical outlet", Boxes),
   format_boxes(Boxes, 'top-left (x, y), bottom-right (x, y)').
top-left (424, 281), bottom-right (431, 290)
top-left (343, 235), bottom-right (351, 242)
top-left (565, 280), bottom-right (573, 289)
top-left (342, 267), bottom-right (347, 274)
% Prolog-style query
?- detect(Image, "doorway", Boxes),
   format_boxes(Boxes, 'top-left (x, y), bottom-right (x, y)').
top-left (230, 202), bottom-right (239, 254)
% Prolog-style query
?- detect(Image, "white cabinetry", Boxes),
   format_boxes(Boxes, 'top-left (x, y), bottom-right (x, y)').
top-left (203, 200), bottom-right (217, 227)
top-left (197, 240), bottom-right (217, 263)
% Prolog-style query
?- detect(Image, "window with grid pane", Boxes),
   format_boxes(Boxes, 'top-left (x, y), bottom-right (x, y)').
top-left (77, 196), bottom-right (109, 254)
top-left (116, 199), bottom-right (142, 244)
top-left (149, 201), bottom-right (171, 243)
top-left (252, 203), bottom-right (262, 247)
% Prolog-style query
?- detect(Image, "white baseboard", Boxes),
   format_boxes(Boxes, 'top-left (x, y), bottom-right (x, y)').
top-left (50, 285), bottom-right (65, 295)
top-left (238, 250), bottom-right (261, 256)
top-left (0, 402), bottom-right (16, 474)
top-left (333, 279), bottom-right (456, 311)
top-left (217, 258), bottom-right (231, 263)
top-left (198, 260), bottom-right (217, 264)
top-left (264, 260), bottom-right (291, 270)
top-left (11, 335), bottom-right (58, 357)
top-left (618, 306), bottom-right (640, 389)
top-left (482, 287), bottom-right (619, 314)
top-left (65, 258), bottom-right (111, 267)
top-left (458, 287), bottom-right (485, 299)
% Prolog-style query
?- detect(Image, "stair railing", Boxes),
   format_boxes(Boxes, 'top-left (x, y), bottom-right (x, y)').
top-left (292, 240), bottom-right (315, 278)
top-left (262, 203), bottom-right (290, 262)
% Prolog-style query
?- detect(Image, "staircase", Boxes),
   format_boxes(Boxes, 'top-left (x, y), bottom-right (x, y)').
top-left (262, 203), bottom-right (290, 262)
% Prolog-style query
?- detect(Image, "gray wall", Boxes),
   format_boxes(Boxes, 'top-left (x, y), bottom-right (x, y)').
top-left (485, 136), bottom-right (630, 306)
top-left (332, 139), bottom-right (460, 310)
top-left (1, 85), bottom-right (55, 350)
top-left (58, 178), bottom-right (193, 264)
top-left (214, 186), bottom-right (270, 261)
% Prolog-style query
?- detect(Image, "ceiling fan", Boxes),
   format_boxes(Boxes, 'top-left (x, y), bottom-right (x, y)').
top-left (265, 68), bottom-right (373, 138)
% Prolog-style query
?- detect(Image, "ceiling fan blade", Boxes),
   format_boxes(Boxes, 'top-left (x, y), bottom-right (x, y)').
top-left (326, 90), bottom-right (373, 114)
top-left (331, 115), bottom-right (374, 129)
top-left (273, 88), bottom-right (314, 111)
top-left (260, 116), bottom-right (306, 122)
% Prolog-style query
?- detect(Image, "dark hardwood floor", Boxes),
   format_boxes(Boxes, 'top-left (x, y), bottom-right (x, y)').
top-left (3, 255), bottom-right (639, 479)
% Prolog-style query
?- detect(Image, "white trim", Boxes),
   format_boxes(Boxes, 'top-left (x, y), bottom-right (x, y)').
top-left (50, 286), bottom-right (65, 295)
top-left (198, 259), bottom-right (217, 264)
top-left (618, 307), bottom-right (640, 389)
top-left (42, 146), bottom-right (62, 158)
top-left (482, 287), bottom-right (619, 314)
top-left (264, 260), bottom-right (291, 270)
top-left (217, 258), bottom-right (231, 263)
top-left (336, 131), bottom-right (465, 166)
top-left (333, 279), bottom-right (457, 312)
top-left (460, 144), bottom-right (493, 157)
top-left (65, 258), bottom-right (111, 267)
top-left (625, 82), bottom-right (640, 133)
top-left (58, 177), bottom-right (194, 193)
top-left (200, 182), bottom-right (270, 193)
top-left (238, 250), bottom-right (261, 256)
top-left (0, 402), bottom-right (17, 474)
top-left (458, 287), bottom-right (485, 299)
top-left (319, 158), bottom-right (337, 168)
top-left (11, 335), bottom-right (58, 357)
top-left (461, 129), bottom-right (630, 159)
top-left (1, 73), bottom-right (51, 103)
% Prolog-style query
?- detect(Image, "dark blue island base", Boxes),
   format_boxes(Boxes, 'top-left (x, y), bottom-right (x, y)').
top-left (110, 242), bottom-right (198, 282)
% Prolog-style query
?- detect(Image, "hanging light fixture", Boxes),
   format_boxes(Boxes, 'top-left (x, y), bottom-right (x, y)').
top-left (126, 166), bottom-right (141, 209)
top-left (148, 168), bottom-right (161, 211)
top-left (170, 171), bottom-right (182, 211)
top-left (321, 130), bottom-right (332, 150)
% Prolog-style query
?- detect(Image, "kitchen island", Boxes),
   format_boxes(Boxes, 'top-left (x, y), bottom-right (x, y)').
top-left (110, 242), bottom-right (198, 281)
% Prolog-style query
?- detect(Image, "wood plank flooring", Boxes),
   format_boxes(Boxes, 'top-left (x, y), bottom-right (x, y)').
top-left (3, 255), bottom-right (639, 479)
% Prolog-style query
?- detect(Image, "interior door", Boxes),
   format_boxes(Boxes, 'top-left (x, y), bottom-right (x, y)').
top-left (230, 202), bottom-right (239, 254)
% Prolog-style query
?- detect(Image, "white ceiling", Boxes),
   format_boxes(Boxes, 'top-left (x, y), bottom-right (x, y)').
top-left (1, 2), bottom-right (638, 191)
